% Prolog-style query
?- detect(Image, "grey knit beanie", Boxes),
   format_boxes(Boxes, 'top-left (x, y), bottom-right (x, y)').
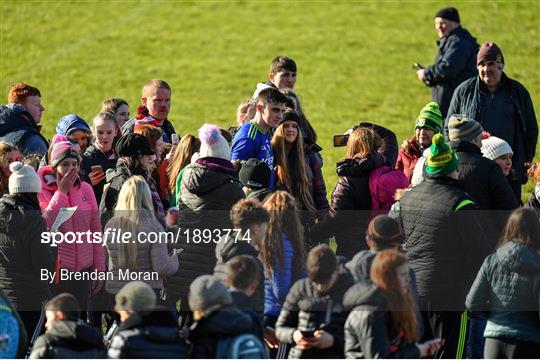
top-left (8, 162), bottom-right (42, 194)
top-left (448, 114), bottom-right (483, 142)
top-left (481, 136), bottom-right (513, 160)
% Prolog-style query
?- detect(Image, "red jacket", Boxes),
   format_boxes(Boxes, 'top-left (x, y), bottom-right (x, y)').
top-left (396, 138), bottom-right (422, 182)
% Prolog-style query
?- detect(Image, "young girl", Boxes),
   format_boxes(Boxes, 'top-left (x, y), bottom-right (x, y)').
top-left (38, 141), bottom-right (104, 310)
top-left (466, 208), bottom-right (540, 358)
top-left (100, 133), bottom-right (160, 225)
top-left (344, 250), bottom-right (443, 358)
top-left (481, 133), bottom-right (513, 177)
top-left (166, 134), bottom-right (200, 207)
top-left (104, 176), bottom-right (178, 298)
top-left (0, 142), bottom-right (22, 197)
top-left (101, 98), bottom-right (130, 130)
top-left (55, 114), bottom-right (92, 154)
top-left (272, 111), bottom-right (323, 241)
top-left (261, 191), bottom-right (307, 328)
top-left (134, 124), bottom-right (166, 210)
top-left (81, 111), bottom-right (118, 204)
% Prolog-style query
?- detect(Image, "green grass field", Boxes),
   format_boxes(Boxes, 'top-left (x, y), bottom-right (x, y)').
top-left (1, 0), bottom-right (539, 200)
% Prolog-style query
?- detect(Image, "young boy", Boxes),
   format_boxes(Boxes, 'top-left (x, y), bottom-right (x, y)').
top-left (238, 158), bottom-right (272, 202)
top-left (214, 198), bottom-right (268, 281)
top-left (275, 245), bottom-right (354, 359)
top-left (225, 255), bottom-right (264, 340)
top-left (29, 293), bottom-right (107, 359)
top-left (253, 56), bottom-right (298, 98)
top-left (231, 87), bottom-right (288, 188)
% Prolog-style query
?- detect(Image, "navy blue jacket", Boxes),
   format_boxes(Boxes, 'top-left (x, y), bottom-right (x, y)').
top-left (446, 74), bottom-right (538, 184)
top-left (424, 26), bottom-right (479, 117)
top-left (0, 105), bottom-right (48, 156)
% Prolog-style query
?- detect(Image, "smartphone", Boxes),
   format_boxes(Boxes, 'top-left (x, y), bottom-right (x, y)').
top-left (300, 330), bottom-right (315, 338)
top-left (91, 165), bottom-right (103, 173)
top-left (333, 134), bottom-right (349, 147)
top-left (171, 133), bottom-right (180, 145)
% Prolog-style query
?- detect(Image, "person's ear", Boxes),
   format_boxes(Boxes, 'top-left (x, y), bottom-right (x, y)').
top-left (256, 103), bottom-right (265, 114)
top-left (55, 311), bottom-right (66, 321)
top-left (366, 236), bottom-right (374, 249)
top-left (141, 97), bottom-right (148, 107)
top-left (268, 72), bottom-right (275, 82)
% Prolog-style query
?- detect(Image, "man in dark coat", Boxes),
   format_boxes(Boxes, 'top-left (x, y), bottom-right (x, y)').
top-left (397, 134), bottom-right (489, 359)
top-left (416, 7), bottom-right (479, 117)
top-left (446, 42), bottom-right (538, 200)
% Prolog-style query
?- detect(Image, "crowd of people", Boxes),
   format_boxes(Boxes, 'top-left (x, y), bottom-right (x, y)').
top-left (0, 6), bottom-right (539, 359)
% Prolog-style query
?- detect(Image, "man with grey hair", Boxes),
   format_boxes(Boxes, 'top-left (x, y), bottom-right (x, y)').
top-left (446, 42), bottom-right (538, 200)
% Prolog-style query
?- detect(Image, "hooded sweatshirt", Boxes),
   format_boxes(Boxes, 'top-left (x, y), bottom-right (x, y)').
top-left (466, 241), bottom-right (540, 344)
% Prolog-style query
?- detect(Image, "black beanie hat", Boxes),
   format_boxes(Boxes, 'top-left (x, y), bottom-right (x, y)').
top-left (435, 7), bottom-right (460, 23)
top-left (366, 215), bottom-right (404, 248)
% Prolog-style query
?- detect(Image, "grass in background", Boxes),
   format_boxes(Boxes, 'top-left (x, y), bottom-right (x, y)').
top-left (1, 0), bottom-right (538, 201)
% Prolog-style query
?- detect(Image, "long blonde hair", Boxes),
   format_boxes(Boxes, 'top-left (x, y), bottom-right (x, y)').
top-left (271, 113), bottom-right (316, 214)
top-left (114, 176), bottom-right (155, 268)
top-left (165, 134), bottom-right (200, 195)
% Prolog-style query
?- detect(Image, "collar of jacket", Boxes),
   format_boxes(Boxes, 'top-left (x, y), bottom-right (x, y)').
top-left (449, 140), bottom-right (482, 154)
top-left (437, 25), bottom-right (462, 46)
top-left (1, 193), bottom-right (41, 210)
top-left (425, 173), bottom-right (465, 189)
top-left (336, 152), bottom-right (385, 177)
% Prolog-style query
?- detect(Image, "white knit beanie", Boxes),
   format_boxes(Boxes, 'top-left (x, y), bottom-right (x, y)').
top-left (8, 162), bottom-right (42, 194)
top-left (198, 124), bottom-right (231, 161)
top-left (481, 136), bottom-right (513, 160)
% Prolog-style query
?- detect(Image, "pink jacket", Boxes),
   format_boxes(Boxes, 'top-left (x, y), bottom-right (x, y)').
top-left (38, 166), bottom-right (105, 272)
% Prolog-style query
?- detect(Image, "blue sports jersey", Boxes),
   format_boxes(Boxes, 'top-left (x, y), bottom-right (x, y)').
top-left (231, 120), bottom-right (274, 188)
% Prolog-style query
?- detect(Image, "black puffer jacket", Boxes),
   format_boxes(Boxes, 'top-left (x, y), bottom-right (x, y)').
top-left (423, 26), bottom-right (479, 117)
top-left (451, 140), bottom-right (518, 244)
top-left (167, 159), bottom-right (244, 308)
top-left (343, 281), bottom-right (421, 359)
top-left (30, 320), bottom-right (107, 359)
top-left (398, 174), bottom-right (489, 311)
top-left (188, 307), bottom-right (255, 359)
top-left (0, 194), bottom-right (54, 310)
top-left (108, 310), bottom-right (187, 359)
top-left (275, 270), bottom-right (354, 358)
top-left (329, 153), bottom-right (385, 257)
top-left (81, 144), bottom-right (117, 204)
top-left (345, 250), bottom-right (424, 338)
top-left (213, 237), bottom-right (264, 312)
